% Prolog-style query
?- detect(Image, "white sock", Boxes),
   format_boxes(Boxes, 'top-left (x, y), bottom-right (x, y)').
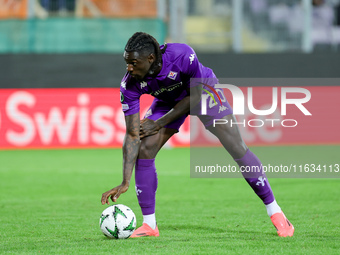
top-left (265, 200), bottom-right (281, 217)
top-left (143, 213), bottom-right (156, 230)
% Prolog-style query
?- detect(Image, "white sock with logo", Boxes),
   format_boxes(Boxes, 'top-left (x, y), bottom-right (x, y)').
top-left (143, 213), bottom-right (156, 230)
top-left (265, 200), bottom-right (281, 217)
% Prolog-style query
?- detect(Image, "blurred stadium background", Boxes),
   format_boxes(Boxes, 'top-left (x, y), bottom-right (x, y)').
top-left (1, 0), bottom-right (340, 53)
top-left (2, 0), bottom-right (340, 88)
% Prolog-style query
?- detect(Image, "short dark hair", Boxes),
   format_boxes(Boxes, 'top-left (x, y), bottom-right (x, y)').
top-left (125, 32), bottom-right (165, 73)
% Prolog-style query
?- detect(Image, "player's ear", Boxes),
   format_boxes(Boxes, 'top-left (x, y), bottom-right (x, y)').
top-left (147, 53), bottom-right (156, 64)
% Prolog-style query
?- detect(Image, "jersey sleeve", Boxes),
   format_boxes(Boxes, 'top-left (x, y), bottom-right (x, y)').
top-left (179, 44), bottom-right (206, 87)
top-left (120, 75), bottom-right (142, 116)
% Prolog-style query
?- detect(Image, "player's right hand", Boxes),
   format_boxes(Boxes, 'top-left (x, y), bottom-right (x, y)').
top-left (101, 183), bottom-right (129, 205)
top-left (139, 118), bottom-right (162, 139)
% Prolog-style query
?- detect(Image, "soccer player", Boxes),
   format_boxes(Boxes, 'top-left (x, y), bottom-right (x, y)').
top-left (101, 32), bottom-right (294, 237)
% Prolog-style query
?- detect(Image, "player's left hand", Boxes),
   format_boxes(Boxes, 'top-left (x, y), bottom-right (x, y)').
top-left (139, 118), bottom-right (161, 139)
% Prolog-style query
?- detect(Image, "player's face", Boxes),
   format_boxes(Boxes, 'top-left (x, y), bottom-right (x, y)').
top-left (123, 51), bottom-right (154, 81)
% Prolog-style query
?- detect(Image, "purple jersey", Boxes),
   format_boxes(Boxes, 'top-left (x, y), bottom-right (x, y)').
top-left (120, 43), bottom-right (232, 128)
top-left (120, 43), bottom-right (215, 116)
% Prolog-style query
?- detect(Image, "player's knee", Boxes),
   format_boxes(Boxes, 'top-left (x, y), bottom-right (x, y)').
top-left (229, 142), bottom-right (248, 159)
top-left (139, 139), bottom-right (157, 159)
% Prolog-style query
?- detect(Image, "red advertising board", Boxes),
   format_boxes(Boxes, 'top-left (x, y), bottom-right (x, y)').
top-left (0, 88), bottom-right (190, 149)
top-left (0, 87), bottom-right (339, 149)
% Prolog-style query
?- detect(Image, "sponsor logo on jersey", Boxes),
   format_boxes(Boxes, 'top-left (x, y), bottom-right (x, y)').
top-left (121, 81), bottom-right (126, 90)
top-left (189, 53), bottom-right (195, 65)
top-left (122, 103), bottom-right (129, 111)
top-left (150, 82), bottom-right (183, 96)
top-left (167, 71), bottom-right (178, 80)
top-left (140, 81), bottom-right (147, 89)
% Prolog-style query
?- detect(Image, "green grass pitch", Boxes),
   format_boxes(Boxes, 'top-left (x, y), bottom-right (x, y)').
top-left (0, 145), bottom-right (339, 254)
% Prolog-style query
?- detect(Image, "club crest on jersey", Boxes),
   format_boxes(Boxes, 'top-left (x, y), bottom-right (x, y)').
top-left (167, 71), bottom-right (178, 80)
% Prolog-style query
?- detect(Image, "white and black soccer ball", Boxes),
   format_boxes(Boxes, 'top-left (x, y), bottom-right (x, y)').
top-left (99, 204), bottom-right (136, 239)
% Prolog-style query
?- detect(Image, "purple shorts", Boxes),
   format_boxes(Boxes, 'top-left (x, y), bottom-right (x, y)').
top-left (143, 99), bottom-right (188, 131)
top-left (144, 97), bottom-right (233, 131)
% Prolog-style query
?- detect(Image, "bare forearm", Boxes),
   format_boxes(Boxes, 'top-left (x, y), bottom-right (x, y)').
top-left (155, 85), bottom-right (202, 128)
top-left (122, 134), bottom-right (141, 185)
top-left (155, 96), bottom-right (191, 128)
top-left (121, 113), bottom-right (141, 186)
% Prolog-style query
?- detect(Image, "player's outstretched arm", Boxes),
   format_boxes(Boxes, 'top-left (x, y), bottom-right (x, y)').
top-left (155, 84), bottom-right (202, 128)
top-left (101, 113), bottom-right (141, 205)
top-left (139, 118), bottom-right (162, 139)
top-left (139, 85), bottom-right (202, 139)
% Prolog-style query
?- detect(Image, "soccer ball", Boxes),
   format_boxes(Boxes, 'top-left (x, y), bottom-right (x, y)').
top-left (99, 204), bottom-right (136, 239)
